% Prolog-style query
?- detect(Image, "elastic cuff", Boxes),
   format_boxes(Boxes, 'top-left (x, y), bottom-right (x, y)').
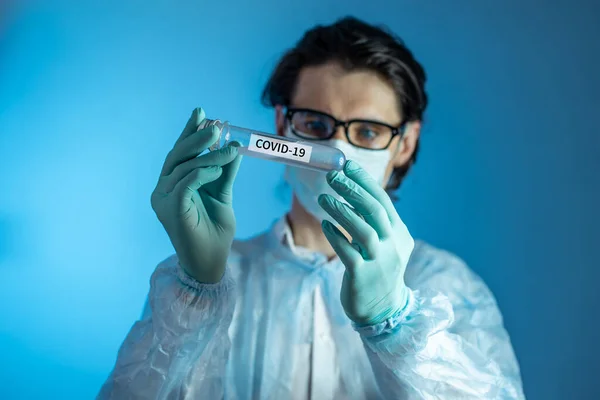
top-left (175, 262), bottom-right (235, 293)
top-left (353, 288), bottom-right (415, 338)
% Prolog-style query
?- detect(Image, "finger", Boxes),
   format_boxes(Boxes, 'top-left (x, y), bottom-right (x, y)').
top-left (321, 220), bottom-right (362, 272)
top-left (342, 160), bottom-right (400, 225)
top-left (173, 166), bottom-right (223, 203)
top-left (325, 169), bottom-right (392, 239)
top-left (318, 194), bottom-right (379, 260)
top-left (161, 124), bottom-right (220, 177)
top-left (204, 143), bottom-right (244, 203)
top-left (175, 107), bottom-right (205, 145)
top-left (161, 145), bottom-right (239, 193)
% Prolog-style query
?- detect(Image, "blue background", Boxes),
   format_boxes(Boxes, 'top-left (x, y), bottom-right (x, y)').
top-left (1, 0), bottom-right (598, 398)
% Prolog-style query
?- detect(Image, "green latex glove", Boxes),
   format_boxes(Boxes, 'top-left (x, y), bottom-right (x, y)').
top-left (151, 108), bottom-right (243, 283)
top-left (318, 160), bottom-right (413, 326)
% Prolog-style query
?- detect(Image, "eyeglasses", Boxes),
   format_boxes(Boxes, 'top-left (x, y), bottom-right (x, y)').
top-left (286, 108), bottom-right (406, 150)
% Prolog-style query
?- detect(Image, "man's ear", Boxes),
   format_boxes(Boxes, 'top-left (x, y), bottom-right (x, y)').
top-left (384, 121), bottom-right (421, 184)
top-left (275, 106), bottom-right (286, 137)
top-left (391, 121), bottom-right (421, 168)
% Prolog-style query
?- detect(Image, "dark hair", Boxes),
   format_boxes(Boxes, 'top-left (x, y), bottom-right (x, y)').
top-left (261, 16), bottom-right (428, 192)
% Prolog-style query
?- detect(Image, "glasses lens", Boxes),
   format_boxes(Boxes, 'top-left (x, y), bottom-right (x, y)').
top-left (291, 111), bottom-right (335, 139)
top-left (348, 121), bottom-right (394, 149)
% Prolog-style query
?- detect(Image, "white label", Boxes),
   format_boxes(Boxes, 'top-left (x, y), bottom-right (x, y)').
top-left (248, 134), bottom-right (312, 163)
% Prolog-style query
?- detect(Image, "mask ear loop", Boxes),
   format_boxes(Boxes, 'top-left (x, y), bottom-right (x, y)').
top-left (382, 124), bottom-right (407, 189)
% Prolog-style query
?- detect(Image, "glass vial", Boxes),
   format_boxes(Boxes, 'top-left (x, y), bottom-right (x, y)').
top-left (199, 119), bottom-right (346, 171)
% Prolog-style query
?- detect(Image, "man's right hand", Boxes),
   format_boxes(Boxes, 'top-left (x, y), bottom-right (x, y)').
top-left (151, 108), bottom-right (243, 283)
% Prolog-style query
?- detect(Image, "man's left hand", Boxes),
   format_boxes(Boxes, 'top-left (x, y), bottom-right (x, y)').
top-left (319, 160), bottom-right (414, 326)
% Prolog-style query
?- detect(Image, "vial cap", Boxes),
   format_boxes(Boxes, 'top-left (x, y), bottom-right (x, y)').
top-left (197, 118), bottom-right (223, 131)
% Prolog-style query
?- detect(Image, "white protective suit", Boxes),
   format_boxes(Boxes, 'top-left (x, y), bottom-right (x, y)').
top-left (98, 216), bottom-right (525, 399)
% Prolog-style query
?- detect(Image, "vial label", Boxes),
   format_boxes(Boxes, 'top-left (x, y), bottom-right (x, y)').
top-left (248, 134), bottom-right (313, 163)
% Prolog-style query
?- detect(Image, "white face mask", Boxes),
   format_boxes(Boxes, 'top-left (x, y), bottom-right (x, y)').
top-left (283, 127), bottom-right (393, 222)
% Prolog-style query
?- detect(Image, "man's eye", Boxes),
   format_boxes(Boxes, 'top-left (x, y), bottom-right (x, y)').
top-left (358, 128), bottom-right (377, 140)
top-left (306, 121), bottom-right (328, 132)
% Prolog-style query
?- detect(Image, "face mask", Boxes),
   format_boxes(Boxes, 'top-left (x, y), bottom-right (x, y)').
top-left (284, 127), bottom-right (393, 222)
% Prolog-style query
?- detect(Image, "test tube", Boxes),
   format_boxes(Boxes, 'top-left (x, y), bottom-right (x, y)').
top-left (198, 119), bottom-right (346, 171)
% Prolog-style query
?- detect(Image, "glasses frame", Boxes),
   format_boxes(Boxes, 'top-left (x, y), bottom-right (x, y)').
top-left (285, 107), bottom-right (406, 150)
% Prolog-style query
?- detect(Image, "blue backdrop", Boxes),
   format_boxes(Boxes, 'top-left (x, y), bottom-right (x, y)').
top-left (1, 0), bottom-right (598, 398)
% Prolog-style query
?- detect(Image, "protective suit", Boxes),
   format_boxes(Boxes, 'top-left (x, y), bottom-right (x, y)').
top-left (98, 216), bottom-right (525, 399)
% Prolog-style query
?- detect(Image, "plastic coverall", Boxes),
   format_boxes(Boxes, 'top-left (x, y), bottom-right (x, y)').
top-left (98, 217), bottom-right (525, 399)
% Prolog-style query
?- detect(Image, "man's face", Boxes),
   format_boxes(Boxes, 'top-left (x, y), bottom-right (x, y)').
top-left (275, 61), bottom-right (420, 185)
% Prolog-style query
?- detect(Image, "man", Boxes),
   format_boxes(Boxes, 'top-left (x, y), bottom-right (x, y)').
top-left (98, 16), bottom-right (525, 399)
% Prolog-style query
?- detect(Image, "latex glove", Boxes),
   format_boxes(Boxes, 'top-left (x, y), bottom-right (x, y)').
top-left (151, 108), bottom-right (243, 283)
top-left (318, 160), bottom-right (414, 326)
